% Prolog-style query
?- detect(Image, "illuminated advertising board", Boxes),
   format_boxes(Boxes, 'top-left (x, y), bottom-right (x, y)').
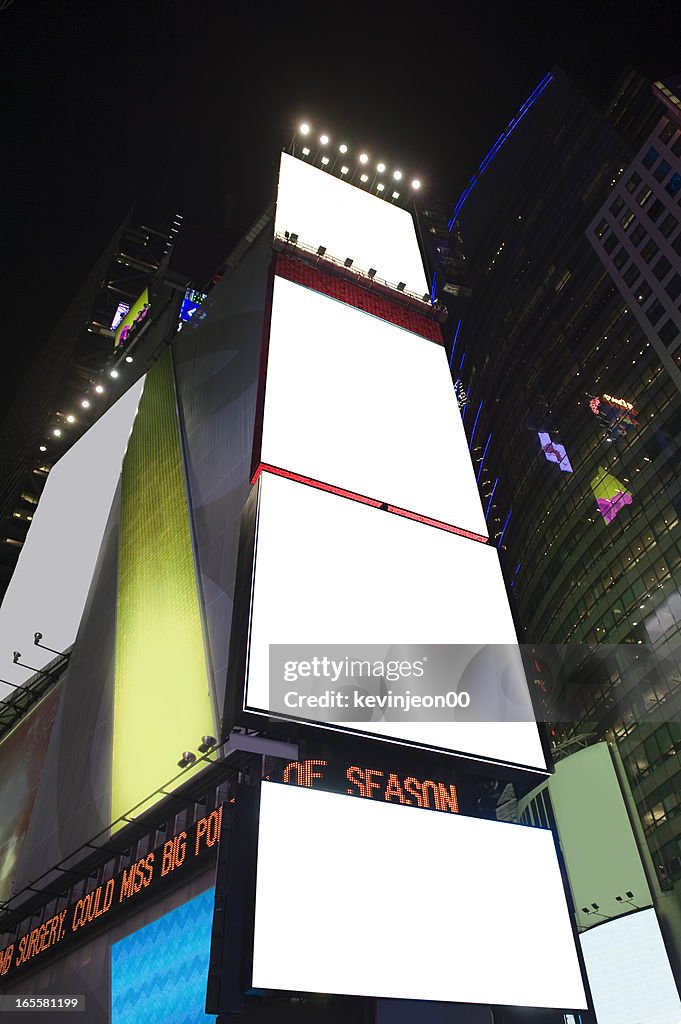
top-left (579, 909), bottom-right (681, 1024)
top-left (0, 807), bottom-right (222, 983)
top-left (275, 152), bottom-right (428, 296)
top-left (114, 289), bottom-right (150, 348)
top-left (258, 276), bottom-right (488, 537)
top-left (242, 472), bottom-right (547, 772)
top-left (538, 431), bottom-right (573, 472)
top-left (0, 379), bottom-right (146, 700)
top-left (590, 466), bottom-right (633, 524)
top-left (251, 782), bottom-right (587, 1009)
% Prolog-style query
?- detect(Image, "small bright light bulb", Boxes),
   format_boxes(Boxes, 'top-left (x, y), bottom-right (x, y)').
top-left (81, 399), bottom-right (90, 408)
top-left (392, 191), bottom-right (400, 199)
top-left (359, 153), bottom-right (368, 164)
top-left (377, 162), bottom-right (386, 173)
top-left (321, 156), bottom-right (329, 165)
top-left (110, 369), bottom-right (119, 378)
top-left (360, 173), bottom-right (369, 183)
top-left (302, 146), bottom-right (310, 156)
top-left (39, 445), bottom-right (47, 452)
top-left (125, 355), bottom-right (133, 363)
top-left (340, 165), bottom-right (349, 174)
top-left (377, 182), bottom-right (385, 192)
top-left (339, 144), bottom-right (348, 153)
top-left (66, 415), bottom-right (75, 423)
top-left (319, 134), bottom-right (329, 145)
top-left (411, 179), bottom-right (421, 189)
top-left (393, 170), bottom-right (402, 180)
top-left (53, 429), bottom-right (62, 437)
top-left (299, 123), bottom-right (310, 135)
top-left (95, 385), bottom-right (104, 394)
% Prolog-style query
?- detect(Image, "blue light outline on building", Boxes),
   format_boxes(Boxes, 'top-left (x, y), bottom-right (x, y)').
top-left (499, 507), bottom-right (513, 547)
top-left (485, 476), bottom-right (499, 521)
top-left (448, 71), bottom-right (554, 228)
top-left (476, 431), bottom-right (492, 481)
top-left (449, 319), bottom-right (463, 368)
top-left (469, 401), bottom-right (484, 451)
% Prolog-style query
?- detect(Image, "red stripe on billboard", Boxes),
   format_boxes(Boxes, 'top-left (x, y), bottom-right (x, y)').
top-left (251, 463), bottom-right (489, 544)
top-left (274, 253), bottom-right (443, 344)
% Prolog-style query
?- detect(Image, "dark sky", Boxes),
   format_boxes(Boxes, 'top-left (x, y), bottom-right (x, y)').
top-left (3, 0), bottom-right (679, 400)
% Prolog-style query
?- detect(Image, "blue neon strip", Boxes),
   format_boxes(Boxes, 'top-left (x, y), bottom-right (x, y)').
top-left (448, 72), bottom-right (554, 228)
top-left (476, 432), bottom-right (492, 481)
top-left (449, 319), bottom-right (462, 368)
top-left (485, 476), bottom-right (499, 520)
top-left (499, 507), bottom-right (513, 546)
top-left (430, 271), bottom-right (437, 301)
top-left (459, 351), bottom-right (467, 371)
top-left (469, 401), bottom-right (484, 451)
top-left (515, 563), bottom-right (521, 575)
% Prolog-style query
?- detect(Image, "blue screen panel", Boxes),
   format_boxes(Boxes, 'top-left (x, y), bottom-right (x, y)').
top-left (111, 888), bottom-right (215, 1024)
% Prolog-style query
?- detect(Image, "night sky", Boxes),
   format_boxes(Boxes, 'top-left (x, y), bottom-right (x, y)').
top-left (3, 0), bottom-right (679, 404)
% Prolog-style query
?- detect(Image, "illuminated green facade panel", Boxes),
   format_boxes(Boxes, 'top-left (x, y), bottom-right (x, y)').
top-left (113, 350), bottom-right (214, 827)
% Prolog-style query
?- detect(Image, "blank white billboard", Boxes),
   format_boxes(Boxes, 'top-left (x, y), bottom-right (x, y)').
top-left (244, 472), bottom-right (547, 771)
top-left (0, 379), bottom-right (145, 700)
top-left (580, 909), bottom-right (681, 1024)
top-left (253, 783), bottom-right (587, 1009)
top-left (260, 277), bottom-right (488, 537)
top-left (275, 152), bottom-right (429, 296)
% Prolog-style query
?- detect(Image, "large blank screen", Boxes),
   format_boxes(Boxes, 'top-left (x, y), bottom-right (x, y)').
top-left (275, 152), bottom-right (428, 296)
top-left (252, 783), bottom-right (587, 1009)
top-left (260, 277), bottom-right (488, 536)
top-left (580, 909), bottom-right (681, 1024)
top-left (244, 473), bottom-right (547, 771)
top-left (0, 379), bottom-right (145, 700)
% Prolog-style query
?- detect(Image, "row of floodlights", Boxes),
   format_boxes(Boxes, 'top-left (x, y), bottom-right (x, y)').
top-left (297, 123), bottom-right (421, 191)
top-left (178, 736), bottom-right (218, 768)
top-left (43, 359), bottom-right (134, 447)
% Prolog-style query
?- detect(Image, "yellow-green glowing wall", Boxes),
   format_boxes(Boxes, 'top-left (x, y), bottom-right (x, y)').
top-left (113, 350), bottom-right (214, 827)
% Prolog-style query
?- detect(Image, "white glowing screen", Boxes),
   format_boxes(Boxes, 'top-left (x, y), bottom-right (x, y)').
top-left (260, 277), bottom-right (487, 536)
top-left (0, 379), bottom-right (146, 699)
top-left (252, 783), bottom-right (587, 1008)
top-left (580, 909), bottom-right (681, 1024)
top-left (275, 152), bottom-right (428, 295)
top-left (244, 472), bottom-right (546, 771)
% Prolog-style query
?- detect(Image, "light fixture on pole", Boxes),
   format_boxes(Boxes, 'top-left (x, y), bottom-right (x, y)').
top-left (33, 632), bottom-right (65, 656)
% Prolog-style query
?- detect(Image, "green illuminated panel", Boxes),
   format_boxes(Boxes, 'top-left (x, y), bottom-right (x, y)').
top-left (113, 350), bottom-right (214, 828)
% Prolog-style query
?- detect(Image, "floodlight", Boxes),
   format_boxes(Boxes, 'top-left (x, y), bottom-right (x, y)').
top-left (81, 400), bottom-right (90, 408)
top-left (393, 170), bottom-right (402, 180)
top-left (34, 632), bottom-right (42, 644)
top-left (392, 191), bottom-right (400, 199)
top-left (377, 183), bottom-right (385, 192)
top-left (177, 751), bottom-right (197, 769)
top-left (368, 268), bottom-right (377, 279)
top-left (12, 652), bottom-right (20, 664)
top-left (53, 428), bottom-right (62, 437)
top-left (320, 134), bottom-right (329, 145)
top-left (110, 369), bottom-right (119, 378)
top-left (125, 355), bottom-right (133, 363)
top-left (95, 385), bottom-right (104, 393)
top-left (344, 258), bottom-right (353, 268)
top-left (198, 735), bottom-right (217, 753)
top-left (377, 162), bottom-right (386, 172)
top-left (340, 165), bottom-right (349, 174)
top-left (411, 179), bottom-right (421, 189)
top-left (360, 173), bottom-right (368, 183)
top-left (302, 147), bottom-right (310, 156)
top-left (299, 123), bottom-right (310, 135)
top-left (66, 415), bottom-right (75, 423)
top-left (316, 245), bottom-right (327, 256)
top-left (339, 144), bottom-right (348, 153)
top-left (289, 233), bottom-right (299, 244)
top-left (321, 156), bottom-right (329, 165)
top-left (359, 153), bottom-right (369, 164)
top-left (422, 293), bottom-right (430, 302)
top-left (396, 282), bottom-right (406, 291)
top-left (39, 445), bottom-right (47, 452)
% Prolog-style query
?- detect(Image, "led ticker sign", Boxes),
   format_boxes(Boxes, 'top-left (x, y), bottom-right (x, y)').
top-left (279, 759), bottom-right (459, 814)
top-left (0, 807), bottom-right (223, 983)
top-left (591, 467), bottom-right (633, 525)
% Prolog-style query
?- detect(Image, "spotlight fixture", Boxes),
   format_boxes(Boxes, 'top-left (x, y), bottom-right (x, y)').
top-left (321, 156), bottom-right (329, 165)
top-left (396, 282), bottom-right (406, 291)
top-left (316, 245), bottom-right (327, 256)
top-left (289, 233), bottom-right (299, 244)
top-left (377, 162), bottom-right (386, 173)
top-left (81, 400), bottom-right (90, 409)
top-left (12, 652), bottom-right (20, 664)
top-left (302, 147), bottom-right (310, 156)
top-left (344, 258), bottom-right (353, 268)
top-left (367, 268), bottom-right (377, 279)
top-left (198, 735), bottom-right (218, 753)
top-left (422, 293), bottom-right (430, 302)
top-left (95, 385), bottom-right (104, 394)
top-left (392, 191), bottom-right (400, 199)
top-left (53, 428), bottom-right (62, 437)
top-left (39, 445), bottom-right (47, 452)
top-left (393, 170), bottom-right (402, 180)
top-left (299, 122), bottom-right (310, 135)
top-left (339, 144), bottom-right (348, 154)
top-left (340, 165), bottom-right (349, 175)
top-left (360, 173), bottom-right (368, 183)
top-left (376, 183), bottom-right (385, 192)
top-left (319, 134), bottom-right (329, 145)
top-left (34, 632), bottom-right (42, 644)
top-left (359, 153), bottom-right (369, 164)
top-left (110, 369), bottom-right (119, 379)
top-left (177, 751), bottom-right (197, 769)
top-left (125, 355), bottom-right (133, 363)
top-left (66, 415), bottom-right (75, 423)
top-left (411, 179), bottom-right (421, 190)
